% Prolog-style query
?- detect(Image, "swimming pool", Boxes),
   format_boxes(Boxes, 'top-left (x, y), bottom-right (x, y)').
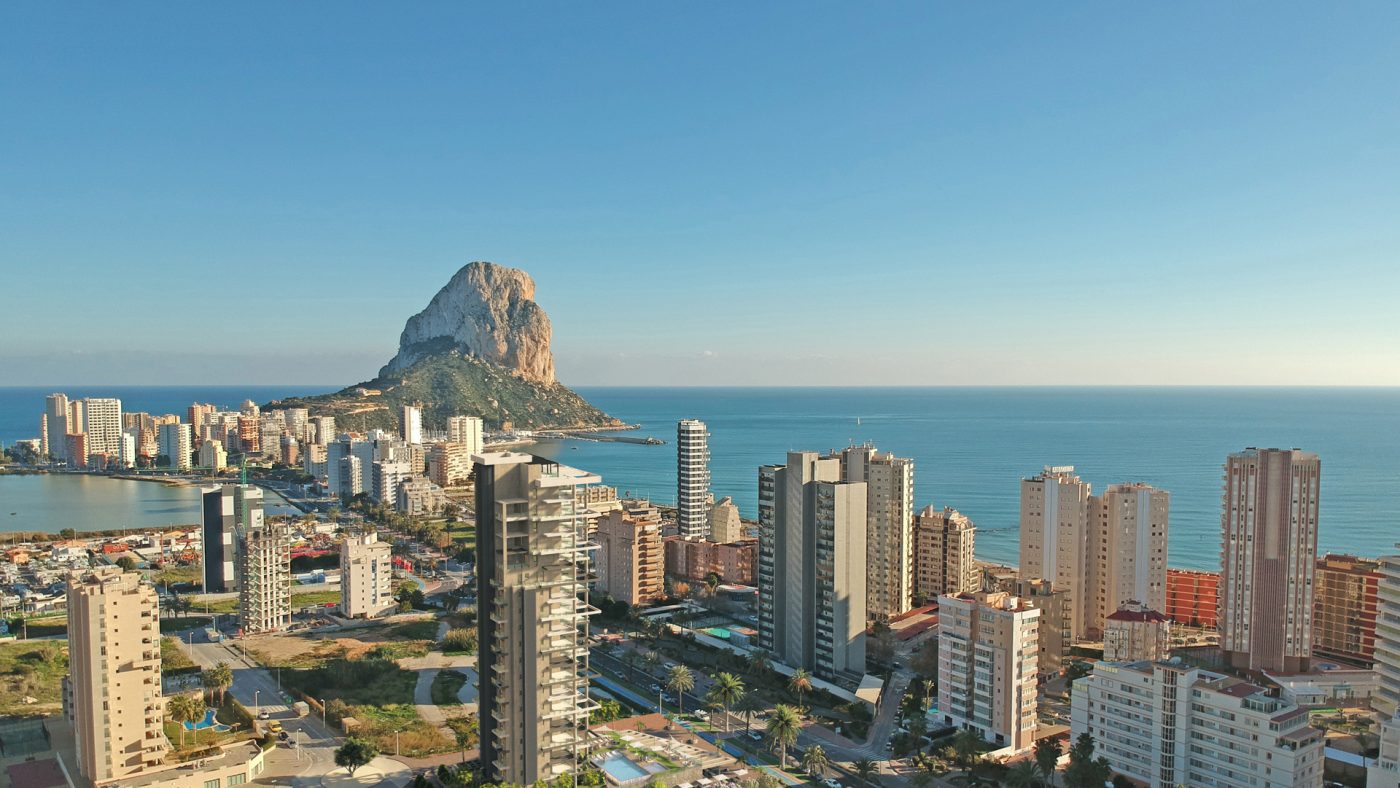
top-left (181, 709), bottom-right (231, 732)
top-left (597, 753), bottom-right (650, 784)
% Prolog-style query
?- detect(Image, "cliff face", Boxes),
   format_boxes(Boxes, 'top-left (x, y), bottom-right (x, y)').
top-left (380, 262), bottom-right (555, 384)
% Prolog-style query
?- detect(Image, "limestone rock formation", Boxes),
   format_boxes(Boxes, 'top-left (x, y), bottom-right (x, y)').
top-left (380, 261), bottom-right (555, 384)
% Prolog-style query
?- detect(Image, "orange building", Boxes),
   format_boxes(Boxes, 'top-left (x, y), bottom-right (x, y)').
top-left (1166, 568), bottom-right (1219, 629)
top-left (1313, 554), bottom-right (1381, 664)
top-left (664, 537), bottom-right (757, 586)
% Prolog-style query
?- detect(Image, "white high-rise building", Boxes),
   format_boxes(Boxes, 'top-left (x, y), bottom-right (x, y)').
top-left (44, 392), bottom-right (68, 459)
top-left (938, 591), bottom-right (1040, 753)
top-left (1219, 448), bottom-right (1321, 674)
top-left (372, 459), bottom-right (413, 505)
top-left (1020, 466), bottom-right (1093, 641)
top-left (1366, 553), bottom-right (1400, 788)
top-left (836, 445), bottom-right (914, 620)
top-left (402, 405), bottom-right (424, 444)
top-left (157, 422), bottom-right (192, 470)
top-left (757, 451), bottom-right (868, 683)
top-left (677, 419), bottom-right (711, 539)
top-left (1072, 660), bottom-right (1325, 788)
top-left (341, 533), bottom-right (395, 618)
top-left (82, 397), bottom-right (123, 458)
top-left (447, 415), bottom-right (485, 455)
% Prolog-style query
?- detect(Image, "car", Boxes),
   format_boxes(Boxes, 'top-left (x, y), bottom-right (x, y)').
top-left (649, 683), bottom-right (662, 692)
top-left (267, 721), bottom-right (283, 734)
top-left (277, 731), bottom-right (289, 741)
top-left (823, 780), bottom-right (842, 788)
top-left (747, 731), bottom-right (763, 742)
top-left (258, 711), bottom-right (270, 720)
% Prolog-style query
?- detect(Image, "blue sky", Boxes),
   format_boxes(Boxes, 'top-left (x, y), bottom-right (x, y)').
top-left (2, 3), bottom-right (1398, 386)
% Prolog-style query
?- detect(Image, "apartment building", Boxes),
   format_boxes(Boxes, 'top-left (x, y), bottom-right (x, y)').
top-left (1368, 554), bottom-right (1400, 787)
top-left (447, 415), bottom-right (484, 456)
top-left (593, 510), bottom-right (664, 606)
top-left (475, 452), bottom-right (597, 785)
top-left (428, 441), bottom-right (472, 488)
top-left (1088, 483), bottom-right (1169, 640)
top-left (664, 537), bottom-right (758, 586)
top-left (1071, 660), bottom-right (1325, 788)
top-left (757, 451), bottom-right (868, 684)
top-left (67, 567), bottom-right (167, 785)
top-left (1166, 569), bottom-right (1220, 629)
top-left (237, 519), bottom-right (292, 633)
top-left (937, 591), bottom-right (1040, 753)
top-left (397, 477), bottom-right (447, 516)
top-left (1312, 554), bottom-right (1382, 664)
top-left (912, 505), bottom-right (978, 603)
top-left (709, 496), bottom-right (744, 544)
top-left (1102, 601), bottom-right (1172, 662)
top-left (201, 484), bottom-right (264, 593)
top-left (677, 419), bottom-right (711, 539)
top-left (341, 532), bottom-right (395, 618)
top-left (1219, 448), bottom-right (1321, 674)
top-left (1020, 466), bottom-right (1093, 641)
top-left (990, 577), bottom-right (1071, 681)
top-left (834, 445), bottom-right (914, 621)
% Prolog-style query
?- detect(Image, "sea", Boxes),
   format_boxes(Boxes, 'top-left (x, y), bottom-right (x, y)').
top-left (3, 385), bottom-right (1399, 572)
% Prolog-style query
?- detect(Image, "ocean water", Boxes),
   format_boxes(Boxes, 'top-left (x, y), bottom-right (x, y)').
top-left (4, 386), bottom-right (1399, 571)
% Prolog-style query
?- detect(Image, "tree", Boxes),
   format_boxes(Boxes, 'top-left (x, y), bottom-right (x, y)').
top-left (622, 649), bottom-right (643, 683)
top-left (708, 672), bottom-right (744, 732)
top-left (335, 737), bottom-right (379, 777)
top-left (764, 704), bottom-right (802, 770)
top-left (1005, 760), bottom-right (1040, 788)
top-left (116, 556), bottom-right (137, 571)
top-left (1063, 661), bottom-right (1091, 699)
top-left (735, 692), bottom-right (765, 734)
top-left (951, 730), bottom-right (984, 767)
top-left (168, 693), bottom-right (205, 747)
top-left (449, 714), bottom-right (478, 763)
top-left (853, 758), bottom-right (878, 785)
top-left (787, 669), bottom-right (813, 711)
top-left (1034, 736), bottom-right (1063, 786)
top-left (201, 661), bottom-right (233, 706)
top-left (802, 744), bottom-right (830, 779)
top-left (672, 580), bottom-right (691, 599)
top-left (1063, 733), bottom-right (1111, 788)
top-left (58, 528), bottom-right (77, 539)
top-left (666, 665), bottom-right (695, 714)
top-left (746, 650), bottom-right (771, 676)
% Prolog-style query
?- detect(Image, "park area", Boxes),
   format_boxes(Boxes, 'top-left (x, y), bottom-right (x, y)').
top-left (0, 640), bottom-right (67, 716)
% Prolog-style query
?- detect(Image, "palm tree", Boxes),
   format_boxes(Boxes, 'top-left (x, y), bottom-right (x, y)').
top-left (764, 704), bottom-right (802, 770)
top-left (201, 662), bottom-right (233, 707)
top-left (735, 693), bottom-right (765, 735)
top-left (666, 665), bottom-right (695, 715)
top-left (1005, 760), bottom-right (1040, 788)
top-left (853, 758), bottom-right (878, 786)
top-left (169, 693), bottom-right (205, 747)
top-left (622, 650), bottom-right (642, 684)
top-left (747, 650), bottom-right (771, 676)
top-left (787, 669), bottom-right (813, 711)
top-left (951, 729), bottom-right (984, 768)
top-left (802, 744), bottom-right (830, 779)
top-left (708, 672), bottom-right (744, 732)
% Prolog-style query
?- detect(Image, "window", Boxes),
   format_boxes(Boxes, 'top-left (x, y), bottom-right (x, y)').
top-left (227, 775), bottom-right (246, 786)
top-left (205, 780), bottom-right (222, 788)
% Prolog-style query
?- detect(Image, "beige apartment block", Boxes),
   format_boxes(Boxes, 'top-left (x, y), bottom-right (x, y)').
top-left (474, 452), bottom-right (598, 785)
top-left (447, 415), bottom-right (484, 456)
top-left (341, 532), bottom-right (396, 619)
top-left (1020, 466), bottom-right (1093, 641)
top-left (835, 445), bottom-right (914, 621)
top-left (992, 577), bottom-right (1071, 681)
top-left (593, 510), bottom-right (664, 605)
top-left (937, 591), bottom-right (1040, 753)
top-left (67, 567), bottom-right (167, 785)
top-left (664, 537), bottom-right (758, 586)
top-left (1102, 600), bottom-right (1171, 662)
top-left (912, 505), bottom-right (978, 603)
top-left (709, 496), bottom-right (744, 544)
top-left (1087, 483), bottom-right (1169, 639)
top-left (428, 441), bottom-right (472, 488)
top-left (1219, 448), bottom-right (1321, 674)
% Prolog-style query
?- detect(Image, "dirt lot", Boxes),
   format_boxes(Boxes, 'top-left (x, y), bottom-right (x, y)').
top-left (240, 616), bottom-right (438, 667)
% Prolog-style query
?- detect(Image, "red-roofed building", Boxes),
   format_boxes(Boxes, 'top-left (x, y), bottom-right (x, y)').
top-left (1103, 600), bottom-right (1171, 662)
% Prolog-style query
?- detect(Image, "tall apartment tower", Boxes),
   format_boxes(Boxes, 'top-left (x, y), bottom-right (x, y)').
top-left (67, 567), bottom-right (167, 784)
top-left (676, 419), bottom-right (711, 539)
top-left (836, 446), bottom-right (914, 620)
top-left (1086, 483), bottom-right (1170, 639)
top-left (237, 518), bottom-right (291, 634)
top-left (757, 451), bottom-right (868, 683)
top-left (45, 393), bottom-right (69, 459)
top-left (82, 398), bottom-right (124, 458)
top-left (1219, 448), bottom-right (1321, 674)
top-left (201, 485), bottom-right (265, 593)
top-left (402, 405), bottom-right (424, 444)
top-left (448, 415), bottom-right (485, 455)
top-left (593, 510), bottom-right (665, 606)
top-left (912, 505), bottom-right (979, 603)
top-left (1020, 466), bottom-right (1093, 641)
top-left (475, 452), bottom-right (598, 785)
top-left (156, 422), bottom-right (191, 470)
top-left (937, 591), bottom-right (1040, 753)
top-left (1370, 553), bottom-right (1400, 787)
top-left (341, 532), bottom-right (395, 618)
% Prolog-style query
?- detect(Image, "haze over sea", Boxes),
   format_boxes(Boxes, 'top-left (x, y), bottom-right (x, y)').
top-left (3, 386), bottom-right (1399, 571)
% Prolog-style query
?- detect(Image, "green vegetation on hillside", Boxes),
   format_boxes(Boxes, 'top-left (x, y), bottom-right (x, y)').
top-left (266, 352), bottom-right (617, 431)
top-left (0, 641), bottom-right (68, 716)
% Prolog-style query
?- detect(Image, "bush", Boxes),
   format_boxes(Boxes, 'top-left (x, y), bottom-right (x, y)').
top-left (440, 628), bottom-right (477, 655)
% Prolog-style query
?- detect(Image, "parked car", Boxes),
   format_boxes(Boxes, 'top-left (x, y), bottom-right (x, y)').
top-left (258, 711), bottom-right (270, 720)
top-left (747, 731), bottom-right (763, 742)
top-left (823, 780), bottom-right (842, 788)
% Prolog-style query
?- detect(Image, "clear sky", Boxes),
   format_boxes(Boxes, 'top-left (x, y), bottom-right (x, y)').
top-left (2, 3), bottom-right (1398, 387)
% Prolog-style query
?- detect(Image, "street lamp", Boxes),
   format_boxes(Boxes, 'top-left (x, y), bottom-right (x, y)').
top-left (254, 690), bottom-right (260, 718)
top-left (395, 729), bottom-right (401, 756)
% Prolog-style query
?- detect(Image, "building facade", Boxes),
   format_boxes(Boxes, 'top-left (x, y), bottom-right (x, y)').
top-left (447, 415), bottom-right (484, 456)
top-left (201, 485), bottom-right (264, 593)
top-left (397, 477), bottom-right (447, 516)
top-left (677, 419), bottom-right (711, 539)
top-left (1020, 466), bottom-right (1093, 641)
top-left (475, 452), bottom-right (597, 785)
top-left (1102, 601), bottom-right (1172, 662)
top-left (837, 445), bottom-right (914, 621)
top-left (82, 397), bottom-right (124, 459)
top-left (937, 591), bottom-right (1040, 753)
top-left (428, 441), bottom-right (472, 488)
top-left (664, 537), bottom-right (758, 586)
top-left (1165, 569), bottom-right (1220, 629)
top-left (1071, 660), bottom-right (1325, 788)
top-left (593, 510), bottom-right (664, 606)
top-left (1087, 483), bottom-right (1169, 639)
top-left (402, 405), bottom-right (424, 444)
top-left (156, 422), bottom-right (191, 470)
top-left (912, 505), bottom-right (978, 603)
top-left (709, 496), bottom-right (744, 544)
top-left (758, 451), bottom-right (867, 684)
top-left (67, 567), bottom-right (167, 785)
top-left (341, 532), bottom-right (395, 618)
top-left (236, 519), bottom-right (291, 634)
top-left (1312, 554), bottom-right (1381, 665)
top-left (1219, 448), bottom-right (1321, 674)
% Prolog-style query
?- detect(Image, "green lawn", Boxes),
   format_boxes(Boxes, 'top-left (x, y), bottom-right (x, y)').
top-left (0, 640), bottom-right (67, 716)
top-left (161, 637), bottom-right (197, 672)
top-left (282, 658), bottom-right (418, 708)
top-left (389, 618), bottom-right (442, 641)
top-left (151, 564), bottom-right (202, 588)
top-left (431, 670), bottom-right (469, 706)
top-left (193, 589), bottom-right (343, 616)
top-left (160, 615), bottom-right (213, 634)
top-left (17, 617), bottom-right (67, 638)
top-left (351, 703), bottom-right (452, 757)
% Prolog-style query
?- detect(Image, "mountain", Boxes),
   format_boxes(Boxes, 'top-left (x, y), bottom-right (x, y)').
top-left (269, 262), bottom-right (618, 431)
